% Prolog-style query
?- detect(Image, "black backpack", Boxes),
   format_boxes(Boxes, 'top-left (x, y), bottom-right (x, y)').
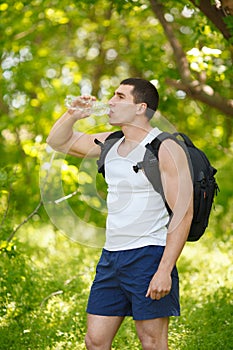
top-left (94, 131), bottom-right (219, 242)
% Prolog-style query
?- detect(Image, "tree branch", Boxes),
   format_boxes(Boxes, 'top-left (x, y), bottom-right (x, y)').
top-left (149, 0), bottom-right (192, 84)
top-left (189, 0), bottom-right (232, 40)
top-left (166, 78), bottom-right (233, 116)
top-left (6, 199), bottom-right (43, 243)
top-left (40, 290), bottom-right (63, 308)
top-left (149, 0), bottom-right (233, 117)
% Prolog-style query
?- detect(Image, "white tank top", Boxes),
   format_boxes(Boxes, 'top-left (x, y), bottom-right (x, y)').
top-left (104, 127), bottom-right (169, 251)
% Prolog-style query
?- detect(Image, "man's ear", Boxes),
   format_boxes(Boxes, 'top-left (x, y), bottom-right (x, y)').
top-left (136, 102), bottom-right (147, 115)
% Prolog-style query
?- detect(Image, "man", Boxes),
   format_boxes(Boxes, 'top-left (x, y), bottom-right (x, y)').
top-left (47, 78), bottom-right (193, 350)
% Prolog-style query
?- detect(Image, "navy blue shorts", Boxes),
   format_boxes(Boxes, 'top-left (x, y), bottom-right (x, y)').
top-left (86, 246), bottom-right (180, 320)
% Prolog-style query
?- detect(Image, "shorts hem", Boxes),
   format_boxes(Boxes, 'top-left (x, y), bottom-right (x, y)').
top-left (86, 310), bottom-right (180, 320)
top-left (132, 312), bottom-right (180, 321)
top-left (86, 310), bottom-right (131, 317)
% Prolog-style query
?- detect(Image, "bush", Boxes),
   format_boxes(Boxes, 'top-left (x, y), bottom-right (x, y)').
top-left (0, 225), bottom-right (232, 349)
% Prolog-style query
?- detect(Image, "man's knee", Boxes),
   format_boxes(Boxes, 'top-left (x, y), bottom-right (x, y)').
top-left (139, 335), bottom-right (168, 350)
top-left (85, 333), bottom-right (93, 350)
top-left (136, 318), bottom-right (169, 350)
top-left (85, 333), bottom-right (101, 350)
top-left (85, 332), bottom-right (110, 350)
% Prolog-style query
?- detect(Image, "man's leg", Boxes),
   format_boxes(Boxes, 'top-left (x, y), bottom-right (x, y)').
top-left (85, 314), bottom-right (124, 350)
top-left (135, 317), bottom-right (169, 350)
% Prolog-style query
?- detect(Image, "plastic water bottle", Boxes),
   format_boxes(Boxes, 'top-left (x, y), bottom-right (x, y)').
top-left (65, 95), bottom-right (110, 116)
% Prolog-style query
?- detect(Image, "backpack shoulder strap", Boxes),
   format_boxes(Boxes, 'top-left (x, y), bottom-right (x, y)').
top-left (146, 131), bottom-right (181, 158)
top-left (133, 132), bottom-right (185, 215)
top-left (146, 132), bottom-right (177, 210)
top-left (94, 130), bottom-right (124, 177)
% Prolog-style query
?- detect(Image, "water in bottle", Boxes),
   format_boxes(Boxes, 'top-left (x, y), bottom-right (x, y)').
top-left (65, 95), bottom-right (110, 116)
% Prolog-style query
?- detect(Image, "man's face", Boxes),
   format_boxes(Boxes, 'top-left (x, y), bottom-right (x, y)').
top-left (108, 84), bottom-right (138, 126)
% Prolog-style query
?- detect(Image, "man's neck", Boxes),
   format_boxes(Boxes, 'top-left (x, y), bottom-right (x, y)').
top-left (121, 123), bottom-right (153, 142)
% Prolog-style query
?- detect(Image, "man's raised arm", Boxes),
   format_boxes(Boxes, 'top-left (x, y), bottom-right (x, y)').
top-left (46, 96), bottom-right (111, 158)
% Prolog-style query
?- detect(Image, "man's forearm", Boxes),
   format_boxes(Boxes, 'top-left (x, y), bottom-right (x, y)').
top-left (157, 208), bottom-right (193, 275)
top-left (47, 111), bottom-right (79, 150)
top-left (145, 208), bottom-right (193, 300)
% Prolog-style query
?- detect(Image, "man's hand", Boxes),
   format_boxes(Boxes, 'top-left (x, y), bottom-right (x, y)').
top-left (145, 270), bottom-right (172, 300)
top-left (67, 95), bottom-right (96, 119)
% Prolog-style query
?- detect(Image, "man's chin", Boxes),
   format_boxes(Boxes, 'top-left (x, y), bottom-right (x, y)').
top-left (109, 120), bottom-right (122, 126)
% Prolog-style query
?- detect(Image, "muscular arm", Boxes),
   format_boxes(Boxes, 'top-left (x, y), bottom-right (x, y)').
top-left (146, 139), bottom-right (193, 300)
top-left (46, 96), bottom-right (111, 158)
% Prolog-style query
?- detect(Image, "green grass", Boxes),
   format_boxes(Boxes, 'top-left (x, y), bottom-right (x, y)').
top-left (0, 224), bottom-right (232, 349)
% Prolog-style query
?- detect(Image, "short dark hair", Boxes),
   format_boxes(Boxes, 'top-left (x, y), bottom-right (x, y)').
top-left (120, 78), bottom-right (159, 119)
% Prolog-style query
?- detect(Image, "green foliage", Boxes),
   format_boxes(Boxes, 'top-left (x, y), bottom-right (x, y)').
top-left (224, 15), bottom-right (233, 42)
top-left (0, 230), bottom-right (97, 349)
top-left (0, 228), bottom-right (232, 349)
top-left (0, 167), bottom-right (20, 241)
top-left (1, 0), bottom-right (232, 237)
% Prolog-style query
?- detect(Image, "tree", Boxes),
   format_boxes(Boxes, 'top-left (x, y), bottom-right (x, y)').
top-left (149, 0), bottom-right (233, 140)
top-left (0, 0), bottom-right (232, 242)
top-left (190, 0), bottom-right (233, 41)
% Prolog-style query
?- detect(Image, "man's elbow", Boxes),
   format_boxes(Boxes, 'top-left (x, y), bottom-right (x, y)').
top-left (46, 136), bottom-right (56, 149)
top-left (46, 137), bottom-right (65, 153)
